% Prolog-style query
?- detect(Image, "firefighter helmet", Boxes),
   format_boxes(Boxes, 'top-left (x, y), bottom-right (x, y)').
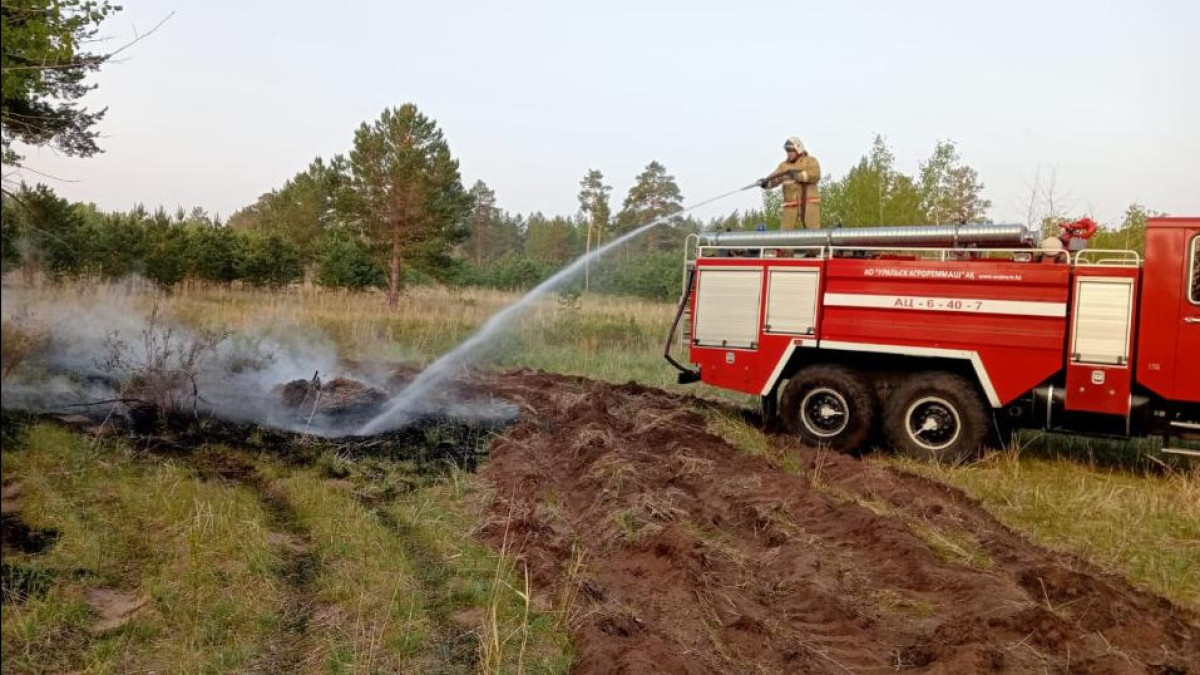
top-left (784, 137), bottom-right (806, 154)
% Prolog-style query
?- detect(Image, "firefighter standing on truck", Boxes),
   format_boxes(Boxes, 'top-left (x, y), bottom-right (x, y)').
top-left (760, 137), bottom-right (821, 229)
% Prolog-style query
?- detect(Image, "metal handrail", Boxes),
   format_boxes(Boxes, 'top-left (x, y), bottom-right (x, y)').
top-left (683, 234), bottom-right (700, 292)
top-left (1072, 249), bottom-right (1142, 267)
top-left (695, 245), bottom-right (829, 259)
top-left (689, 244), bottom-right (1141, 267)
top-left (827, 246), bottom-right (1056, 261)
top-left (693, 245), bottom-right (1069, 261)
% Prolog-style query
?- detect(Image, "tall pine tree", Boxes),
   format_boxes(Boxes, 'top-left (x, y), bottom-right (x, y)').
top-left (348, 104), bottom-right (469, 307)
top-left (919, 140), bottom-right (992, 225)
top-left (464, 180), bottom-right (500, 264)
top-left (616, 161), bottom-right (683, 251)
top-left (822, 135), bottom-right (927, 227)
top-left (227, 156), bottom-right (353, 265)
top-left (577, 168), bottom-right (612, 246)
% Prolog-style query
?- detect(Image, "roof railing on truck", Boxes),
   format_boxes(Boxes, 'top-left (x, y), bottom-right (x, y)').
top-left (825, 246), bottom-right (1068, 262)
top-left (695, 245), bottom-right (830, 259)
top-left (688, 244), bottom-right (1076, 263)
top-left (1072, 249), bottom-right (1142, 267)
top-left (684, 236), bottom-right (1141, 268)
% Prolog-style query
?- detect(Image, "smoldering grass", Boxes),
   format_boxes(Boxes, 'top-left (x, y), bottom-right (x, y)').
top-left (1, 315), bottom-right (48, 382)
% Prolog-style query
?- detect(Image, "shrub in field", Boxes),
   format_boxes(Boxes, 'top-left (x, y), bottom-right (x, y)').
top-left (459, 252), bottom-right (554, 290)
top-left (187, 224), bottom-right (244, 284)
top-left (5, 184), bottom-right (88, 280)
top-left (587, 250), bottom-right (684, 300)
top-left (316, 226), bottom-right (385, 289)
top-left (238, 231), bottom-right (304, 287)
top-left (100, 306), bottom-right (227, 417)
top-left (142, 215), bottom-right (191, 288)
top-left (549, 312), bottom-right (651, 351)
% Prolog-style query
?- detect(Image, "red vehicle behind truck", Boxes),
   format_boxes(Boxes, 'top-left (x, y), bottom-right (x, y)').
top-left (665, 218), bottom-right (1199, 460)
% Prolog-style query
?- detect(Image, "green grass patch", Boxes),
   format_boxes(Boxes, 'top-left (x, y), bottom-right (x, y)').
top-left (706, 408), bottom-right (772, 459)
top-left (883, 451), bottom-right (1200, 608)
top-left (269, 457), bottom-right (572, 673)
top-left (381, 467), bottom-right (574, 673)
top-left (1, 424), bottom-right (284, 674)
top-left (268, 467), bottom-right (432, 672)
top-left (705, 408), bottom-right (803, 474)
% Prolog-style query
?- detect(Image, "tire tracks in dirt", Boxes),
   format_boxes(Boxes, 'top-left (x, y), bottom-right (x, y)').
top-left (477, 370), bottom-right (1200, 674)
top-left (347, 489), bottom-right (479, 671)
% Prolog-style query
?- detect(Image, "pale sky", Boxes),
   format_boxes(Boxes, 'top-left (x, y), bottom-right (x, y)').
top-left (13, 0), bottom-right (1200, 226)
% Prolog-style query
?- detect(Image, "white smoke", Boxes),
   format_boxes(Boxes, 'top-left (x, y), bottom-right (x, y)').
top-left (0, 283), bottom-right (513, 437)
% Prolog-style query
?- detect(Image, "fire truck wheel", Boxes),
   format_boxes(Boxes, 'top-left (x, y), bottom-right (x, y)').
top-left (780, 365), bottom-right (877, 452)
top-left (884, 372), bottom-right (989, 463)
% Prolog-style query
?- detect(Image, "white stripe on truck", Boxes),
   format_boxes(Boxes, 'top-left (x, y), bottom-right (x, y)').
top-left (823, 293), bottom-right (1066, 317)
top-left (759, 340), bottom-right (1003, 408)
top-left (816, 341), bottom-right (1003, 407)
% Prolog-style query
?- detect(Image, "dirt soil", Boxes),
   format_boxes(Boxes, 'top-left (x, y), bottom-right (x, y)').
top-left (478, 370), bottom-right (1200, 674)
top-left (83, 588), bottom-right (148, 634)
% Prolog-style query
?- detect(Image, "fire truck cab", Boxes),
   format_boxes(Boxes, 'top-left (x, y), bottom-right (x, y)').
top-left (666, 218), bottom-right (1200, 460)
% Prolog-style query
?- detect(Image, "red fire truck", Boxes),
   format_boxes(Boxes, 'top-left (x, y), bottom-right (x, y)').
top-left (665, 218), bottom-right (1199, 460)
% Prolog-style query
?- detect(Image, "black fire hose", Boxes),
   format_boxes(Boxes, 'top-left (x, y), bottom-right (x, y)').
top-left (664, 266), bottom-right (701, 384)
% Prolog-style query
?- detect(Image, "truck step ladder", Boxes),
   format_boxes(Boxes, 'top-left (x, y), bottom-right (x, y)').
top-left (1163, 420), bottom-right (1200, 457)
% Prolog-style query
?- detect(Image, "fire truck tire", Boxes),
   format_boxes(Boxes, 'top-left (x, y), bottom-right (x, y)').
top-left (780, 365), bottom-right (877, 452)
top-left (883, 372), bottom-right (989, 463)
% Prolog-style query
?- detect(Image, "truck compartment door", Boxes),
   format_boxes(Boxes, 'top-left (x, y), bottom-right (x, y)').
top-left (693, 268), bottom-right (763, 349)
top-left (1066, 276), bottom-right (1135, 416)
top-left (1177, 234), bottom-right (1200, 402)
top-left (765, 268), bottom-right (820, 336)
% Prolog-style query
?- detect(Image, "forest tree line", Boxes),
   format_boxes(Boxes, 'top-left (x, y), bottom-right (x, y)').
top-left (1, 104), bottom-right (1158, 301)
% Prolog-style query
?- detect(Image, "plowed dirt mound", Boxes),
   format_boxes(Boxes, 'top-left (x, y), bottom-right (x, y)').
top-left (479, 370), bottom-right (1199, 674)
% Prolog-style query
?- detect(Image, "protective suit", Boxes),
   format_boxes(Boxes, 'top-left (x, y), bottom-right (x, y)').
top-left (765, 137), bottom-right (821, 230)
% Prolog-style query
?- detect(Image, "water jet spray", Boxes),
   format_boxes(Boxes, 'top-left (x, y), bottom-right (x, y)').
top-left (355, 182), bottom-right (758, 434)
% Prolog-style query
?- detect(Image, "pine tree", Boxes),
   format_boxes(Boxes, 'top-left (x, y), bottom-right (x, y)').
top-left (465, 180), bottom-right (500, 264)
top-left (90, 211), bottom-right (148, 279)
top-left (348, 104), bottom-right (470, 307)
top-left (1, 0), bottom-right (121, 172)
top-left (187, 223), bottom-right (243, 285)
top-left (8, 183), bottom-right (87, 280)
top-left (238, 231), bottom-right (303, 287)
top-left (524, 213), bottom-right (577, 264)
top-left (315, 225), bottom-right (385, 289)
top-left (616, 161), bottom-right (683, 251)
top-left (823, 135), bottom-right (928, 227)
top-left (577, 168), bottom-right (612, 245)
top-left (142, 209), bottom-right (190, 288)
top-left (226, 156), bottom-right (352, 265)
top-left (0, 194), bottom-right (20, 271)
top-left (576, 169), bottom-right (612, 291)
top-left (919, 140), bottom-right (992, 225)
